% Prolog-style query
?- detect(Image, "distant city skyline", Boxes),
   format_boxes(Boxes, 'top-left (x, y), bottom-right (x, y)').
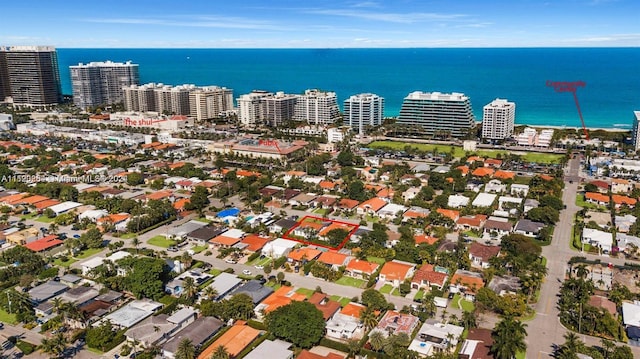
top-left (2, 0), bottom-right (639, 48)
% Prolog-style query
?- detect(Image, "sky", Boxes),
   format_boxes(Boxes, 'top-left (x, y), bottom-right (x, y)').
top-left (2, 0), bottom-right (639, 48)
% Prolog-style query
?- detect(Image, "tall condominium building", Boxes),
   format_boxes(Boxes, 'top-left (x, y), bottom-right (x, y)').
top-left (396, 91), bottom-right (475, 138)
top-left (343, 93), bottom-right (384, 136)
top-left (0, 46), bottom-right (61, 108)
top-left (70, 60), bottom-right (139, 109)
top-left (189, 86), bottom-right (234, 121)
top-left (293, 89), bottom-right (340, 125)
top-left (263, 92), bottom-right (298, 127)
top-left (237, 90), bottom-right (272, 126)
top-left (632, 111), bottom-right (640, 151)
top-left (481, 98), bottom-right (515, 140)
top-left (124, 83), bottom-right (232, 117)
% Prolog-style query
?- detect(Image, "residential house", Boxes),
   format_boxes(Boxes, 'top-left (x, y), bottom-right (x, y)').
top-left (523, 199), bottom-right (540, 213)
top-left (456, 215), bottom-right (487, 232)
top-left (611, 178), bottom-right (633, 194)
top-left (317, 251), bottom-right (351, 270)
top-left (313, 195), bottom-right (338, 209)
top-left (378, 260), bottom-right (415, 287)
top-left (411, 264), bottom-right (448, 291)
top-left (488, 275), bottom-right (522, 296)
top-left (370, 310), bottom-right (419, 338)
top-left (612, 195), bottom-right (636, 209)
top-left (99, 299), bottom-right (163, 329)
top-left (468, 243), bottom-right (501, 269)
top-left (485, 158), bottom-right (503, 168)
top-left (616, 233), bottom-right (640, 253)
top-left (344, 259), bottom-right (379, 280)
top-left (589, 180), bottom-right (610, 193)
top-left (162, 317), bottom-right (224, 359)
top-left (57, 286), bottom-right (99, 306)
top-left (29, 281), bottom-right (69, 304)
top-left (296, 350), bottom-right (344, 359)
top-left (209, 228), bottom-right (245, 248)
top-left (287, 247), bottom-right (322, 266)
top-left (229, 280), bottom-right (274, 305)
top-left (254, 286), bottom-right (307, 319)
top-left (483, 219), bottom-right (513, 240)
top-left (337, 198), bottom-right (360, 211)
top-left (186, 226), bottom-right (227, 244)
top-left (448, 195), bottom-right (470, 208)
top-left (240, 235), bottom-right (271, 253)
top-left (585, 192), bottom-right (609, 207)
top-left (471, 193), bottom-right (496, 209)
top-left (289, 193), bottom-right (317, 207)
top-left (582, 228), bottom-right (613, 253)
top-left (125, 314), bottom-right (177, 348)
top-left (459, 328), bottom-right (493, 359)
top-left (402, 187), bottom-right (421, 202)
top-left (270, 218), bottom-right (298, 235)
top-left (408, 320), bottom-right (464, 357)
top-left (308, 293), bottom-right (341, 321)
top-left (24, 235), bottom-right (63, 252)
top-left (326, 302), bottom-right (367, 340)
top-left (497, 196), bottom-right (522, 213)
top-left (377, 203), bottom-right (408, 220)
top-left (244, 339), bottom-right (294, 359)
top-left (357, 197), bottom-right (388, 216)
top-left (514, 219), bottom-right (545, 238)
top-left (472, 167), bottom-right (494, 178)
top-left (197, 321), bottom-right (261, 359)
top-left (436, 209), bottom-right (460, 222)
top-left (449, 270), bottom-right (484, 301)
top-left (616, 214), bottom-right (637, 233)
top-left (493, 170), bottom-right (516, 180)
top-left (262, 238), bottom-right (298, 258)
top-left (510, 184), bottom-right (530, 197)
top-left (484, 179), bottom-right (506, 193)
top-left (622, 301), bottom-right (640, 346)
top-left (206, 272), bottom-right (242, 301)
top-left (589, 296), bottom-right (617, 317)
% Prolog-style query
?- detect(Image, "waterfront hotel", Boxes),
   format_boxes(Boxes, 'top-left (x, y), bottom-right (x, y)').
top-left (396, 91), bottom-right (475, 138)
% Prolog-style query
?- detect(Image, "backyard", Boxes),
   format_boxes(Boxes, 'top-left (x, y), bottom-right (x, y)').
top-left (335, 276), bottom-right (366, 288)
top-left (452, 293), bottom-right (475, 312)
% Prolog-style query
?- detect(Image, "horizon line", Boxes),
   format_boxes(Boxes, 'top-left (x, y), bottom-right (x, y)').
top-left (32, 46), bottom-right (640, 50)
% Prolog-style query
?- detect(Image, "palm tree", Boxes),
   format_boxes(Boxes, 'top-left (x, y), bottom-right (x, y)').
top-left (346, 339), bottom-right (361, 358)
top-left (175, 338), bottom-right (196, 359)
top-left (180, 251), bottom-right (193, 269)
top-left (211, 345), bottom-right (230, 359)
top-left (556, 332), bottom-right (583, 359)
top-left (203, 286), bottom-right (218, 301)
top-left (132, 237), bottom-right (141, 254)
top-left (491, 317), bottom-right (527, 359)
top-left (360, 307), bottom-right (378, 331)
top-left (181, 277), bottom-right (199, 301)
top-left (39, 333), bottom-right (66, 358)
top-left (600, 338), bottom-right (615, 359)
top-left (462, 310), bottom-right (478, 329)
top-left (368, 331), bottom-right (385, 352)
top-left (574, 264), bottom-right (589, 279)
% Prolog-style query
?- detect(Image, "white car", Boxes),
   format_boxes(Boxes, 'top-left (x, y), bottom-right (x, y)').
top-left (224, 259), bottom-right (237, 264)
top-left (254, 265), bottom-right (264, 270)
top-left (242, 269), bottom-right (252, 276)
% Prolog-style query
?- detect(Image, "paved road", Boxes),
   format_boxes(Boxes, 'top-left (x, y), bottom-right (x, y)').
top-left (527, 157), bottom-right (640, 358)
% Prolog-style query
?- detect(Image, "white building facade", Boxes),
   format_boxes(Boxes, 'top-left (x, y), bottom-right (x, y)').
top-left (70, 61), bottom-right (139, 110)
top-left (293, 89), bottom-right (340, 125)
top-left (482, 98), bottom-right (515, 140)
top-left (396, 91), bottom-right (475, 138)
top-left (343, 93), bottom-right (384, 136)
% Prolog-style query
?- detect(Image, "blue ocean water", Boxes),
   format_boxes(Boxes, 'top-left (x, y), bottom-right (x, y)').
top-left (56, 48), bottom-right (640, 129)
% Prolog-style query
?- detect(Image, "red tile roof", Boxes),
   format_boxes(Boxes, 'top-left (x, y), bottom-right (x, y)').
top-left (469, 242), bottom-right (501, 261)
top-left (345, 259), bottom-right (379, 274)
top-left (240, 235), bottom-right (270, 252)
top-left (24, 235), bottom-right (63, 252)
top-left (317, 251), bottom-right (349, 266)
top-left (379, 261), bottom-right (414, 281)
top-left (412, 265), bottom-right (448, 287)
top-left (358, 197), bottom-right (387, 212)
top-left (585, 192), bottom-right (609, 203)
top-left (436, 208), bottom-right (460, 221)
top-left (612, 194), bottom-right (636, 206)
top-left (414, 234), bottom-right (439, 245)
top-left (493, 170), bottom-right (516, 180)
top-left (296, 350), bottom-right (344, 359)
top-left (308, 293), bottom-right (341, 320)
top-left (472, 167), bottom-right (494, 177)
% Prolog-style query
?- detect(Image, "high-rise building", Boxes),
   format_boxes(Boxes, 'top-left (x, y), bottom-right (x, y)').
top-left (70, 61), bottom-right (139, 109)
top-left (396, 91), bottom-right (475, 138)
top-left (155, 84), bottom-right (192, 116)
top-left (293, 89), bottom-right (340, 125)
top-left (481, 98), bottom-right (515, 140)
top-left (263, 92), bottom-right (298, 127)
top-left (237, 90), bottom-right (272, 126)
top-left (0, 46), bottom-right (61, 108)
top-left (343, 93), bottom-right (384, 136)
top-left (189, 86), bottom-right (234, 121)
top-left (632, 111), bottom-right (640, 151)
top-left (123, 83), bottom-right (159, 112)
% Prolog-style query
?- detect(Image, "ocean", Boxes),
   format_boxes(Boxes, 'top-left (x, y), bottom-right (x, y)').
top-left (56, 48), bottom-right (640, 129)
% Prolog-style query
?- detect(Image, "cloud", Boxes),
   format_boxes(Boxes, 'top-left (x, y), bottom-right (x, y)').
top-left (305, 8), bottom-right (468, 24)
top-left (82, 15), bottom-right (286, 31)
top-left (349, 1), bottom-right (381, 8)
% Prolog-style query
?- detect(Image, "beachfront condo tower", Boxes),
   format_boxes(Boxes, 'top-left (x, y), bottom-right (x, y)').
top-left (632, 111), bottom-right (640, 151)
top-left (0, 46), bottom-right (62, 108)
top-left (481, 98), bottom-right (516, 140)
top-left (344, 93), bottom-right (385, 136)
top-left (396, 91), bottom-right (475, 138)
top-left (189, 86), bottom-right (234, 121)
top-left (70, 60), bottom-right (139, 110)
top-left (292, 89), bottom-right (341, 125)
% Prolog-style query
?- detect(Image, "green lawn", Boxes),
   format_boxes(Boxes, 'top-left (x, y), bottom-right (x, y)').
top-left (368, 141), bottom-right (564, 163)
top-left (74, 247), bottom-right (104, 259)
top-left (0, 308), bottom-right (18, 324)
top-left (247, 256), bottom-right (272, 267)
top-left (364, 214), bottom-right (379, 223)
top-left (575, 194), bottom-right (599, 209)
top-left (20, 213), bottom-right (37, 220)
top-left (335, 276), bottom-right (366, 288)
top-left (265, 281), bottom-right (282, 291)
top-left (209, 268), bottom-right (222, 277)
top-left (463, 230), bottom-right (480, 238)
top-left (313, 208), bottom-right (330, 216)
top-left (516, 351), bottom-right (526, 359)
top-left (414, 289), bottom-right (425, 301)
top-left (53, 256), bottom-right (77, 267)
top-left (329, 295), bottom-right (353, 307)
top-left (35, 215), bottom-right (55, 223)
top-left (15, 340), bottom-right (36, 355)
top-left (452, 293), bottom-right (475, 312)
top-left (391, 288), bottom-right (402, 296)
top-left (120, 232), bottom-right (138, 239)
top-left (194, 217), bottom-right (211, 224)
top-left (191, 245), bottom-right (209, 254)
top-left (295, 288), bottom-right (315, 298)
top-left (379, 284), bottom-right (393, 294)
top-left (366, 256), bottom-right (386, 265)
top-left (147, 235), bottom-right (177, 248)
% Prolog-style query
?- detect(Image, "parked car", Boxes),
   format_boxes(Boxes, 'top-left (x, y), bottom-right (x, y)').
top-left (224, 259), bottom-right (237, 264)
top-left (167, 247), bottom-right (178, 252)
top-left (242, 270), bottom-right (252, 276)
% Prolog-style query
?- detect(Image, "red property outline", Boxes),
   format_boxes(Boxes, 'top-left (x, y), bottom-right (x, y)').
top-left (282, 215), bottom-right (359, 250)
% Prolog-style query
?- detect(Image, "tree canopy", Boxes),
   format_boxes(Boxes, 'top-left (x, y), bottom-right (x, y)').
top-left (265, 301), bottom-right (325, 348)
